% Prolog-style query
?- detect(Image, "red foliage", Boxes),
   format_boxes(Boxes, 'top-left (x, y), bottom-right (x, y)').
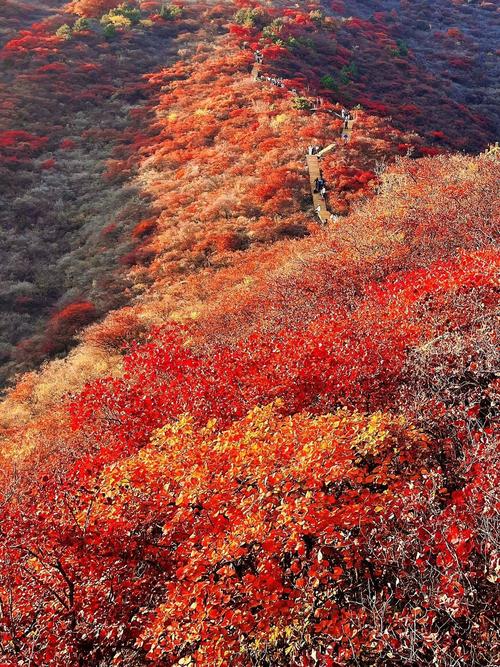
top-left (1, 246), bottom-right (497, 664)
top-left (0, 2), bottom-right (498, 665)
top-left (261, 43), bottom-right (288, 60)
top-left (40, 157), bottom-right (56, 169)
top-left (0, 130), bottom-right (48, 151)
top-left (60, 138), bottom-right (77, 149)
top-left (42, 301), bottom-right (97, 353)
top-left (70, 248), bottom-right (498, 461)
top-left (131, 218), bottom-right (157, 239)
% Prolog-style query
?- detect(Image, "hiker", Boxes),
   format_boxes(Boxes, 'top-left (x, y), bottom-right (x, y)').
top-left (342, 132), bottom-right (349, 142)
top-left (320, 186), bottom-right (327, 199)
top-left (315, 205), bottom-right (322, 216)
top-left (308, 145), bottom-right (313, 155)
top-left (341, 108), bottom-right (347, 120)
top-left (314, 177), bottom-right (320, 192)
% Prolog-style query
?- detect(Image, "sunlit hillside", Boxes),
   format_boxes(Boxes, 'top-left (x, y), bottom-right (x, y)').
top-left (0, 1), bottom-right (498, 665)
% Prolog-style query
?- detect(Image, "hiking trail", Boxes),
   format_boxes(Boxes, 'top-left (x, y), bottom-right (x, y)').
top-left (250, 57), bottom-right (356, 224)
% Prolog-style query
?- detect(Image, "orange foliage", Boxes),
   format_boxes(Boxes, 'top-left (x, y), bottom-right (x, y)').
top-left (69, 0), bottom-right (123, 18)
top-left (0, 3), bottom-right (498, 665)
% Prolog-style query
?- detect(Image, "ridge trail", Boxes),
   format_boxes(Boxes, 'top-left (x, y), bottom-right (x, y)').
top-left (250, 57), bottom-right (356, 224)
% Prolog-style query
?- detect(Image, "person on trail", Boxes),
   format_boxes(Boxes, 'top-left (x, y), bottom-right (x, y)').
top-left (320, 186), bottom-right (327, 199)
top-left (308, 145), bottom-right (313, 155)
top-left (314, 204), bottom-right (326, 224)
top-left (314, 177), bottom-right (320, 192)
top-left (341, 108), bottom-right (347, 120)
top-left (342, 132), bottom-right (349, 142)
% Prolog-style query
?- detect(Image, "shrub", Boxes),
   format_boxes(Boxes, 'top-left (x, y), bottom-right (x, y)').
top-left (55, 24), bottom-right (72, 40)
top-left (233, 7), bottom-right (264, 29)
top-left (73, 17), bottom-right (90, 32)
top-left (159, 3), bottom-right (182, 20)
top-left (292, 96), bottom-right (313, 110)
top-left (320, 74), bottom-right (337, 90)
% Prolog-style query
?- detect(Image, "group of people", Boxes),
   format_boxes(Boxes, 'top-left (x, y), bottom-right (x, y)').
top-left (256, 72), bottom-right (285, 87)
top-left (340, 109), bottom-right (353, 142)
top-left (307, 145), bottom-right (322, 155)
top-left (315, 207), bottom-right (340, 225)
top-left (250, 52), bottom-right (355, 225)
top-left (314, 176), bottom-right (327, 199)
top-left (341, 108), bottom-right (353, 128)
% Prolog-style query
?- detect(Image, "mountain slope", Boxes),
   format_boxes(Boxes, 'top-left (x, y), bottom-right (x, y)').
top-left (0, 1), bottom-right (498, 665)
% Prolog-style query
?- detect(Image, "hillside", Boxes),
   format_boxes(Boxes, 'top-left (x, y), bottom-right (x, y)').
top-left (0, 0), bottom-right (498, 386)
top-left (0, 1), bottom-right (498, 665)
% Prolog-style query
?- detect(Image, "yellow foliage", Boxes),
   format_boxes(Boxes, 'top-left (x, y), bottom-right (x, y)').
top-left (106, 14), bottom-right (131, 28)
top-left (270, 113), bottom-right (287, 128)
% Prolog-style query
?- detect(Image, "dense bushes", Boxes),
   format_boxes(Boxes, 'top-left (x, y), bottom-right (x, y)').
top-left (0, 2), bottom-right (498, 665)
top-left (0, 0), bottom-right (497, 387)
top-left (0, 0), bottom-right (204, 385)
top-left (0, 244), bottom-right (497, 665)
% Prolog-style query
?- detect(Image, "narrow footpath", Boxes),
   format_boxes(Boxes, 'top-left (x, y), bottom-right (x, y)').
top-left (250, 54), bottom-right (356, 224)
